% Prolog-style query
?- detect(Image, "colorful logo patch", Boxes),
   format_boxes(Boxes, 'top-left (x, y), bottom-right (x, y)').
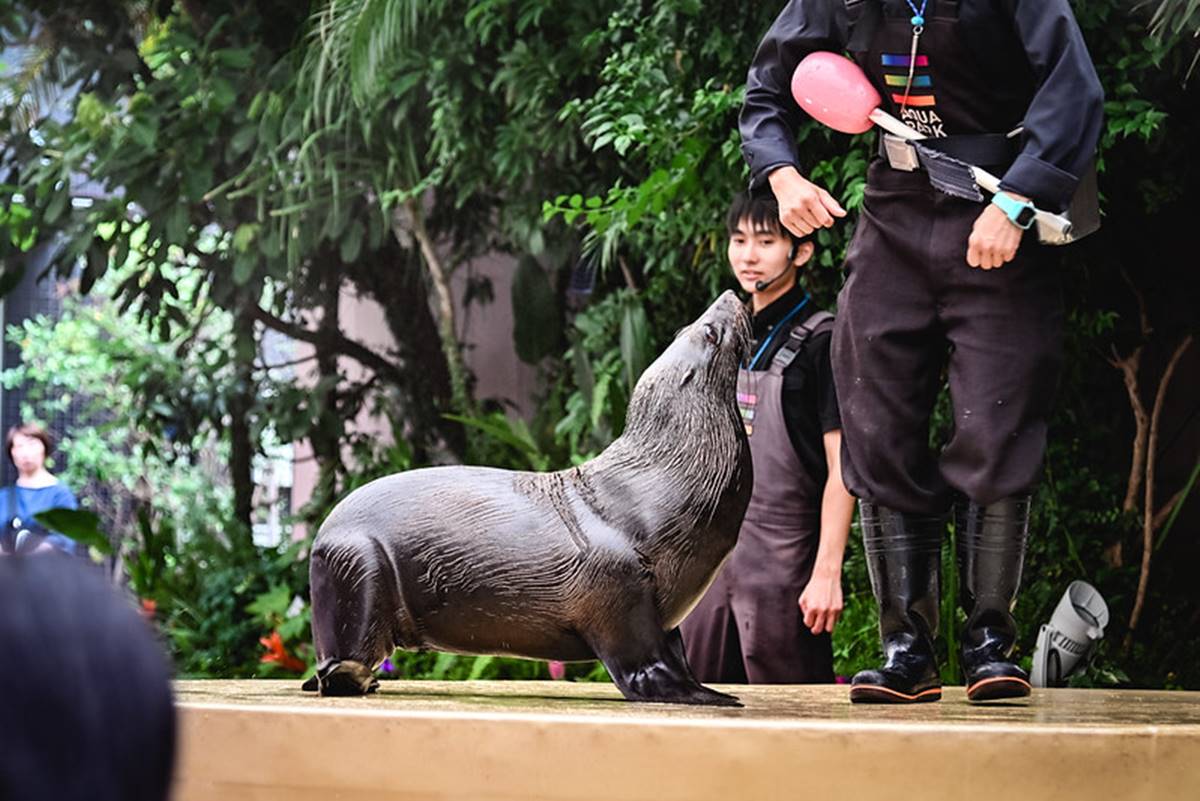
top-left (884, 74), bottom-right (931, 88)
top-left (881, 53), bottom-right (943, 135)
top-left (881, 54), bottom-right (929, 67)
top-left (737, 391), bottom-right (757, 437)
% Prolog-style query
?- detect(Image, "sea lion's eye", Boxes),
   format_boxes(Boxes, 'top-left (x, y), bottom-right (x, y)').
top-left (702, 323), bottom-right (721, 345)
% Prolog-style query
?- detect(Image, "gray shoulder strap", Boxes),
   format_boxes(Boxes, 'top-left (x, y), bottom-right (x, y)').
top-left (771, 311), bottom-right (835, 371)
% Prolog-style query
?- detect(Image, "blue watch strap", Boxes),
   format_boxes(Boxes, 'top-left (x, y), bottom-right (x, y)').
top-left (991, 192), bottom-right (1036, 230)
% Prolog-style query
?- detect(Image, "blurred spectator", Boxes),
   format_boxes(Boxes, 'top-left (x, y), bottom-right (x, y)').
top-left (2, 422), bottom-right (80, 555)
top-left (0, 553), bottom-right (176, 801)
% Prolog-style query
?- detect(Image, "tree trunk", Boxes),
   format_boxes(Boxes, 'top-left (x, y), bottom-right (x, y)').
top-left (401, 197), bottom-right (473, 417)
top-left (344, 239), bottom-right (462, 460)
top-left (310, 275), bottom-right (346, 512)
top-left (1107, 272), bottom-right (1154, 569)
top-left (1125, 334), bottom-right (1194, 650)
top-left (228, 302), bottom-right (257, 552)
top-left (1112, 345), bottom-right (1148, 515)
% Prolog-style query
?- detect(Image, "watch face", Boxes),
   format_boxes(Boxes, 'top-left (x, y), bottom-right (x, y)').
top-left (1016, 205), bottom-right (1036, 227)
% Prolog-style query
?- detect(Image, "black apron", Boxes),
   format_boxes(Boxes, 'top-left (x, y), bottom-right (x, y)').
top-left (681, 315), bottom-right (835, 684)
top-left (830, 1), bottom-right (1065, 515)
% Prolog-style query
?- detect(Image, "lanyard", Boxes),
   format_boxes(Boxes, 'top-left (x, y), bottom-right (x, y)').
top-left (745, 295), bottom-right (811, 370)
top-left (899, 0), bottom-right (930, 109)
top-left (903, 0), bottom-right (929, 26)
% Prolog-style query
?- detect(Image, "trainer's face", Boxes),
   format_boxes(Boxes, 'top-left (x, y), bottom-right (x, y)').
top-left (727, 218), bottom-right (794, 296)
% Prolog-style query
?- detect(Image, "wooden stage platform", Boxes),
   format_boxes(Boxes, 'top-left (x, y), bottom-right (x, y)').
top-left (173, 680), bottom-right (1200, 801)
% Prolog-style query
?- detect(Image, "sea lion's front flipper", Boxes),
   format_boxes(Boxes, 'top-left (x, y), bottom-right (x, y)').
top-left (657, 626), bottom-right (741, 706)
top-left (589, 601), bottom-right (742, 707)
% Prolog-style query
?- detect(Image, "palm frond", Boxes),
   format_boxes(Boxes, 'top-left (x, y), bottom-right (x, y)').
top-left (1, 28), bottom-right (69, 132)
top-left (1, 2), bottom-right (154, 134)
top-left (349, 0), bottom-right (422, 105)
top-left (1146, 0), bottom-right (1200, 79)
top-left (1147, 0), bottom-right (1200, 39)
top-left (302, 0), bottom-right (424, 122)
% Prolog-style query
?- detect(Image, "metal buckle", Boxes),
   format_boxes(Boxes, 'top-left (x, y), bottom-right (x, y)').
top-left (882, 133), bottom-right (920, 172)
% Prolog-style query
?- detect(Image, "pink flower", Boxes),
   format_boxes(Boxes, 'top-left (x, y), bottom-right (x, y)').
top-left (548, 660), bottom-right (566, 680)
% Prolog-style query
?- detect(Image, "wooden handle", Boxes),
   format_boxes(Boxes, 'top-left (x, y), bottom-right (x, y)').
top-left (868, 108), bottom-right (925, 140)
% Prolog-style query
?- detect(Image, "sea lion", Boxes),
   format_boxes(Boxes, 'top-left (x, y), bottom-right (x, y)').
top-left (304, 290), bottom-right (752, 706)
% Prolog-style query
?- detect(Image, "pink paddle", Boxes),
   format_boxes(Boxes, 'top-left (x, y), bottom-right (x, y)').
top-left (789, 51), bottom-right (919, 139)
top-left (789, 51), bottom-right (1073, 243)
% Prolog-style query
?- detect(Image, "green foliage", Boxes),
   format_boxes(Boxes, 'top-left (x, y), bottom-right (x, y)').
top-left (446, 411), bottom-right (552, 472)
top-left (511, 256), bottom-right (561, 364)
top-left (163, 538), bottom-right (313, 678)
top-left (33, 508), bottom-right (111, 554)
top-left (0, 272), bottom-right (281, 674)
top-left (831, 533), bottom-right (881, 679)
top-left (1, 287), bottom-right (237, 545)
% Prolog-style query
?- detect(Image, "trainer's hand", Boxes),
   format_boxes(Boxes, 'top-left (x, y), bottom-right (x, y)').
top-left (767, 166), bottom-right (847, 238)
top-left (798, 571), bottom-right (844, 635)
top-left (967, 194), bottom-right (1028, 269)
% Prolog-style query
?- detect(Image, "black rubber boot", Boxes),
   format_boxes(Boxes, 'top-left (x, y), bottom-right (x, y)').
top-left (956, 496), bottom-right (1033, 702)
top-left (850, 502), bottom-right (944, 704)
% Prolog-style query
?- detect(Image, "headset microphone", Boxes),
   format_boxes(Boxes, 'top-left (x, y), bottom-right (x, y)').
top-left (754, 241), bottom-right (801, 292)
top-left (754, 268), bottom-right (790, 292)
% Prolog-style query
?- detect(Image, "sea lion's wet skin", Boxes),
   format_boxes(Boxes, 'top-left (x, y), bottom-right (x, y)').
top-left (305, 291), bottom-right (753, 705)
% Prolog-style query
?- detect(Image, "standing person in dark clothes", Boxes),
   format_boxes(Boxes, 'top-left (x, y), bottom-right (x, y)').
top-left (680, 192), bottom-right (855, 684)
top-left (738, 0), bottom-right (1103, 702)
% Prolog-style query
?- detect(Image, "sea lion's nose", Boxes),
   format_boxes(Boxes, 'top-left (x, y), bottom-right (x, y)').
top-left (713, 290), bottom-right (740, 316)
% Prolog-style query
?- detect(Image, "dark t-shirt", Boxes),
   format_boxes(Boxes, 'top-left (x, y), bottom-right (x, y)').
top-left (745, 283), bottom-right (841, 483)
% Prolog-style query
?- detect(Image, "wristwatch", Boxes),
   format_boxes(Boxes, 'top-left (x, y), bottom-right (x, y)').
top-left (991, 192), bottom-right (1037, 230)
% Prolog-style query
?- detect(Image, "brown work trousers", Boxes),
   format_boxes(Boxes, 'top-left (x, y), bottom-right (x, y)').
top-left (831, 161), bottom-right (1064, 516)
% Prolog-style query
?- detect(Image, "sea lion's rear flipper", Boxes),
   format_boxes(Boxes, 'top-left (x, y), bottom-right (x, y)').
top-left (308, 535), bottom-right (401, 696)
top-left (310, 659), bottom-right (380, 697)
top-left (589, 601), bottom-right (742, 708)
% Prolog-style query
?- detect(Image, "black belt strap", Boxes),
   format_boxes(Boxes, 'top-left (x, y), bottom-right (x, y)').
top-left (878, 132), bottom-right (1018, 169)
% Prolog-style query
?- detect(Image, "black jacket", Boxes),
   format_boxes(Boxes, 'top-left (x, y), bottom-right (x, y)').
top-left (740, 0), bottom-right (1104, 211)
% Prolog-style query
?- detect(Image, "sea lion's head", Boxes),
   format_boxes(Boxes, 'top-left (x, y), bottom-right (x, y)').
top-left (622, 290), bottom-right (751, 441)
